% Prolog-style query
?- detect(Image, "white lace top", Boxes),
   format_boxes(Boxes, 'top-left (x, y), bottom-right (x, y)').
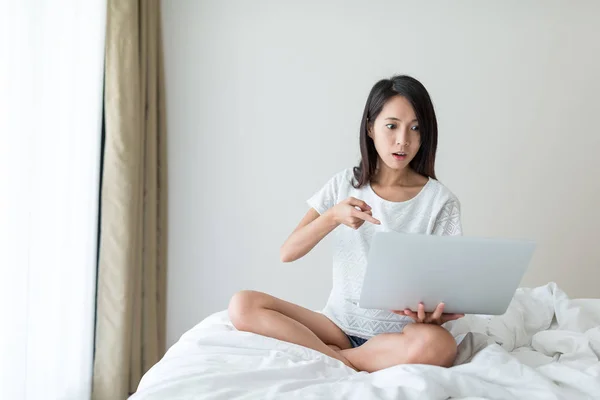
top-left (307, 168), bottom-right (463, 339)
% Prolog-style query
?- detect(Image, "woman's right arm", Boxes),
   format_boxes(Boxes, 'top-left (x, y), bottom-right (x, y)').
top-left (280, 197), bottom-right (380, 263)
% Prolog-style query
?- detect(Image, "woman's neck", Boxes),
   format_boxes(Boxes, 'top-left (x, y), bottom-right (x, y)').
top-left (372, 162), bottom-right (414, 187)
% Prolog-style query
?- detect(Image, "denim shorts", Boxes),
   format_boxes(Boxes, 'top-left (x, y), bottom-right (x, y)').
top-left (346, 334), bottom-right (368, 348)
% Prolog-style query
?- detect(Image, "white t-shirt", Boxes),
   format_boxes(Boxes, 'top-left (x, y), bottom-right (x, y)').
top-left (307, 168), bottom-right (463, 339)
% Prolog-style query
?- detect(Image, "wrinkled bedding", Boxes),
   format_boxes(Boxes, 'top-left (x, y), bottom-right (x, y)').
top-left (131, 283), bottom-right (600, 399)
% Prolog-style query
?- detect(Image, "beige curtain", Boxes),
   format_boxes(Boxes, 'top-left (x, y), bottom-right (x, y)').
top-left (93, 0), bottom-right (167, 399)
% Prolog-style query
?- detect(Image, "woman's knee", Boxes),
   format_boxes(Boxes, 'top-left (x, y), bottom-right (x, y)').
top-left (228, 290), bottom-right (265, 331)
top-left (404, 323), bottom-right (458, 367)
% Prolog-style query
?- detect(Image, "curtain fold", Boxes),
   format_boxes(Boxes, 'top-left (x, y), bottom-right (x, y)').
top-left (93, 0), bottom-right (167, 398)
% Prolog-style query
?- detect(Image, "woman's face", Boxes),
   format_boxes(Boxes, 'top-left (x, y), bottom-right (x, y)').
top-left (369, 95), bottom-right (421, 171)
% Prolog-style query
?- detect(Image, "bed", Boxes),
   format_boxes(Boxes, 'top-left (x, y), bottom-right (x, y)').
top-left (130, 283), bottom-right (600, 399)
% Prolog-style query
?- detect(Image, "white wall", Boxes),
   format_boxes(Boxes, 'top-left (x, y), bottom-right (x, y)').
top-left (161, 0), bottom-right (600, 346)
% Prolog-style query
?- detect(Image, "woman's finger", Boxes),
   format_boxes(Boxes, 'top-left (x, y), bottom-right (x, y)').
top-left (350, 218), bottom-right (365, 230)
top-left (429, 303), bottom-right (445, 323)
top-left (403, 309), bottom-right (419, 321)
top-left (346, 197), bottom-right (371, 211)
top-left (441, 313), bottom-right (465, 323)
top-left (417, 303), bottom-right (425, 322)
top-left (350, 208), bottom-right (381, 225)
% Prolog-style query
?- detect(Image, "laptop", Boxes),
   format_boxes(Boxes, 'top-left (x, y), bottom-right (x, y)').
top-left (358, 232), bottom-right (536, 315)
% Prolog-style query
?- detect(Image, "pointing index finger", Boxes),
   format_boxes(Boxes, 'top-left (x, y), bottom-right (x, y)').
top-left (352, 209), bottom-right (381, 225)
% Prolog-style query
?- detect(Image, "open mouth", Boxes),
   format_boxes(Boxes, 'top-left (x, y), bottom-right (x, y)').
top-left (392, 152), bottom-right (407, 160)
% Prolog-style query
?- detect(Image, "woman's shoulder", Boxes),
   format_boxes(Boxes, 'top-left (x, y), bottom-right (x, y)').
top-left (324, 167), bottom-right (357, 188)
top-left (424, 178), bottom-right (461, 207)
top-left (309, 167), bottom-right (357, 200)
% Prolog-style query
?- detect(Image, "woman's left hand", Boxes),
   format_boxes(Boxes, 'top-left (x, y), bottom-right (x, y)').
top-left (393, 303), bottom-right (464, 325)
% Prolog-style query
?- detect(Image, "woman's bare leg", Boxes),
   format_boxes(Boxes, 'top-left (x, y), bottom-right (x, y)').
top-left (228, 290), bottom-right (354, 368)
top-left (339, 323), bottom-right (458, 373)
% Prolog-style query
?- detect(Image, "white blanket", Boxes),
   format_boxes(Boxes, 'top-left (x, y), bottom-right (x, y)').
top-left (131, 283), bottom-right (600, 399)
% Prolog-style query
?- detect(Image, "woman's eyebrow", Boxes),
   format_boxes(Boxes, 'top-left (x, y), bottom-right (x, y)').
top-left (385, 117), bottom-right (418, 123)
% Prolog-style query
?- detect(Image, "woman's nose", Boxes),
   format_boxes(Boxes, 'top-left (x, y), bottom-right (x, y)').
top-left (395, 130), bottom-right (409, 146)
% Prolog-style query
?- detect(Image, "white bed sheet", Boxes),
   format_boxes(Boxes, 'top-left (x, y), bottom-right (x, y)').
top-left (131, 283), bottom-right (600, 399)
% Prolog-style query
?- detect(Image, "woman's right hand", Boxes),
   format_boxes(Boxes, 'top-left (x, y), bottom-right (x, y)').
top-left (393, 303), bottom-right (464, 325)
top-left (328, 197), bottom-right (381, 230)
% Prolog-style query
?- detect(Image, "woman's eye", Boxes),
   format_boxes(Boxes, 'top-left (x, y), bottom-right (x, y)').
top-left (411, 125), bottom-right (420, 131)
top-left (386, 124), bottom-right (396, 129)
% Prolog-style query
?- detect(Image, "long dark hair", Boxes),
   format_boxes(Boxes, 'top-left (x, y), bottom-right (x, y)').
top-left (353, 75), bottom-right (438, 188)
